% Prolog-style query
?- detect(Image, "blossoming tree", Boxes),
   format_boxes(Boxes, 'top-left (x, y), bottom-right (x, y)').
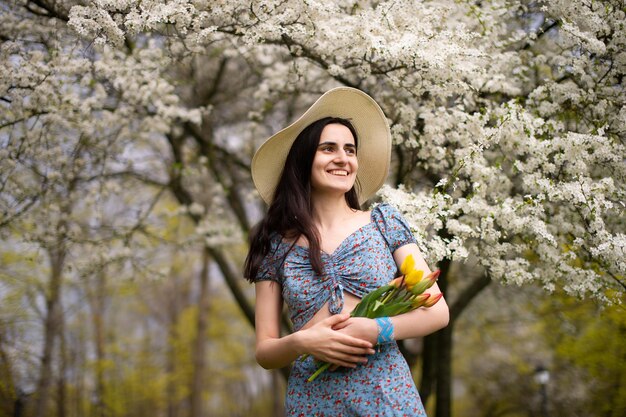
top-left (2, 1), bottom-right (624, 416)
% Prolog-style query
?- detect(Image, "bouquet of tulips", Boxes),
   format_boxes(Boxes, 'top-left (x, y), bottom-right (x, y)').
top-left (306, 254), bottom-right (442, 382)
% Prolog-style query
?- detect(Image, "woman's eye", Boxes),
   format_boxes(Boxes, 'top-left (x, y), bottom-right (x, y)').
top-left (345, 148), bottom-right (356, 155)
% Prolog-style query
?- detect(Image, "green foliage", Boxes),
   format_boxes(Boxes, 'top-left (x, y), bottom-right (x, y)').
top-left (454, 283), bottom-right (626, 417)
top-left (539, 293), bottom-right (626, 416)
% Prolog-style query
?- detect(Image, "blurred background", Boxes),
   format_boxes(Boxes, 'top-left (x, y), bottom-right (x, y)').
top-left (1, 1), bottom-right (624, 416)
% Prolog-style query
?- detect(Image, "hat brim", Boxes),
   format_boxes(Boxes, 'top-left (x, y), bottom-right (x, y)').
top-left (252, 87), bottom-right (391, 206)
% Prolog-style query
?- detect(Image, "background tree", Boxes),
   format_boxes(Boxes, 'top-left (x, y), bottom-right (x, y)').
top-left (1, 1), bottom-right (624, 417)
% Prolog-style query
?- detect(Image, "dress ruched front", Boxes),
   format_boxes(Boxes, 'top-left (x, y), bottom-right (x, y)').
top-left (254, 204), bottom-right (426, 416)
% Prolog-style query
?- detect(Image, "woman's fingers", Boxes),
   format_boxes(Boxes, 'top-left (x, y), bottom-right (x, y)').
top-left (334, 317), bottom-right (378, 345)
top-left (319, 340), bottom-right (375, 365)
top-left (322, 313), bottom-right (350, 327)
top-left (336, 342), bottom-right (375, 356)
top-left (332, 360), bottom-right (359, 368)
top-left (312, 342), bottom-right (373, 365)
top-left (304, 314), bottom-right (376, 365)
top-left (331, 319), bottom-right (349, 330)
top-left (335, 331), bottom-right (375, 350)
top-left (330, 350), bottom-right (371, 367)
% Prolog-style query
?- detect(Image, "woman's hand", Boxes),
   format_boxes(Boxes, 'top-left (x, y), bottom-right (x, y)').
top-left (332, 316), bottom-right (379, 346)
top-left (299, 313), bottom-right (376, 368)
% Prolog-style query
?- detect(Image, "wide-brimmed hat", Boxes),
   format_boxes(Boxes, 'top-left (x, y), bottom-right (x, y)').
top-left (251, 87), bottom-right (391, 205)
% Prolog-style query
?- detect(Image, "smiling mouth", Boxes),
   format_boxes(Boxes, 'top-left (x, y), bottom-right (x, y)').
top-left (328, 170), bottom-right (349, 176)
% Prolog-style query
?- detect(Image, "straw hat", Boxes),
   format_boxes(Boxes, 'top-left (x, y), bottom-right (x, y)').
top-left (251, 87), bottom-right (391, 205)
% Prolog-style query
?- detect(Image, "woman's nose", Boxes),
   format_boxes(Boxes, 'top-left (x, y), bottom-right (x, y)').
top-left (333, 150), bottom-right (349, 163)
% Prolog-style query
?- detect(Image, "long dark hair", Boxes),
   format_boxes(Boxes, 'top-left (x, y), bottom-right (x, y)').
top-left (244, 117), bottom-right (361, 282)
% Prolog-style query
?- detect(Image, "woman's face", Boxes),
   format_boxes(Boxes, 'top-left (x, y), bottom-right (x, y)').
top-left (310, 123), bottom-right (358, 197)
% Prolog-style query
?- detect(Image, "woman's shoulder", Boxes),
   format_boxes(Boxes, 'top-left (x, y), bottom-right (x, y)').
top-left (370, 202), bottom-right (404, 221)
top-left (370, 203), bottom-right (416, 251)
top-left (254, 231), bottom-right (289, 284)
top-left (267, 231), bottom-right (291, 252)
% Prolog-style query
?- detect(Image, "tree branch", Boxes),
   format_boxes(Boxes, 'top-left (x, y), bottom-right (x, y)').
top-left (207, 247), bottom-right (255, 327)
top-left (182, 122), bottom-right (252, 234)
top-left (450, 273), bottom-right (492, 324)
top-left (163, 131), bottom-right (257, 339)
top-left (24, 0), bottom-right (69, 22)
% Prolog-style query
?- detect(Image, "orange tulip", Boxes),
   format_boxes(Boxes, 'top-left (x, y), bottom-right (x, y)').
top-left (422, 293), bottom-right (443, 308)
top-left (305, 254), bottom-right (444, 382)
top-left (410, 270), bottom-right (439, 294)
top-left (411, 293), bottom-right (430, 308)
top-left (389, 276), bottom-right (405, 289)
top-left (424, 270), bottom-right (440, 284)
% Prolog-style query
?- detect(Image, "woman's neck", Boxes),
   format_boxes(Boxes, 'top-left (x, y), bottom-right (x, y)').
top-left (310, 193), bottom-right (356, 230)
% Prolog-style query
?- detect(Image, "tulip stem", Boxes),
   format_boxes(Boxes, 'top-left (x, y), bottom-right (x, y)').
top-left (380, 288), bottom-right (398, 304)
top-left (307, 362), bottom-right (331, 382)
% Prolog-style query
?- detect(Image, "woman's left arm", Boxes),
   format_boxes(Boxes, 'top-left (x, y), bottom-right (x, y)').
top-left (387, 243), bottom-right (449, 340)
top-left (335, 243), bottom-right (449, 342)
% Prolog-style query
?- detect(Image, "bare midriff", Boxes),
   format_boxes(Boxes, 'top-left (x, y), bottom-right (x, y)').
top-left (300, 291), bottom-right (362, 331)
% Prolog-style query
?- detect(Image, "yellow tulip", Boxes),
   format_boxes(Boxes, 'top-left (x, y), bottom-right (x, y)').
top-left (400, 254), bottom-right (415, 276)
top-left (404, 269), bottom-right (424, 290)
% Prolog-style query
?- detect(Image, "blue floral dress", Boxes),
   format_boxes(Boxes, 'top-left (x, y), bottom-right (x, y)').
top-left (255, 204), bottom-right (427, 417)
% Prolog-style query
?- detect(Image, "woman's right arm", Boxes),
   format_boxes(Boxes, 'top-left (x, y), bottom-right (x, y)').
top-left (254, 281), bottom-right (376, 369)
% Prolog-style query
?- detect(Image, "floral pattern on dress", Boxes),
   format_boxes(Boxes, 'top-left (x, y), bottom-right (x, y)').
top-left (254, 203), bottom-right (426, 416)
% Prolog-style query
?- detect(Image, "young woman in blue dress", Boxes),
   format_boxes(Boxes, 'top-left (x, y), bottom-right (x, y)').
top-left (244, 87), bottom-right (449, 416)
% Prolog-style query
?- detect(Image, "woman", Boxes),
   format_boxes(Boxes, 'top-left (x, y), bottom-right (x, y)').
top-left (244, 87), bottom-right (449, 416)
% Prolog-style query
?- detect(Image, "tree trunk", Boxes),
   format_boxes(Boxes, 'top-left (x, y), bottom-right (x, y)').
top-left (419, 332), bottom-right (437, 406)
top-left (57, 311), bottom-right (67, 417)
top-left (272, 370), bottom-right (285, 417)
top-left (34, 245), bottom-right (66, 417)
top-left (189, 247), bottom-right (211, 417)
top-left (207, 248), bottom-right (255, 327)
top-left (167, 271), bottom-right (186, 417)
top-left (0, 331), bottom-right (16, 417)
top-left (435, 271), bottom-right (492, 417)
top-left (435, 323), bottom-right (453, 417)
top-left (166, 329), bottom-right (179, 417)
top-left (89, 269), bottom-right (107, 417)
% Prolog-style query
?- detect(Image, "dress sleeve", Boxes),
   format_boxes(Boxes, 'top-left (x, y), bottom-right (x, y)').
top-left (253, 234), bottom-right (285, 284)
top-left (371, 203), bottom-right (417, 252)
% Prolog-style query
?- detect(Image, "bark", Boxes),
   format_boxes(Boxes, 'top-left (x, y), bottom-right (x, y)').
top-left (0, 332), bottom-right (16, 417)
top-left (435, 324), bottom-right (453, 417)
top-left (403, 248), bottom-right (451, 409)
top-left (165, 121), bottom-right (294, 383)
top-left (419, 333), bottom-right (437, 406)
top-left (189, 247), bottom-right (211, 417)
top-left (166, 314), bottom-right (179, 417)
top-left (272, 370), bottom-right (285, 417)
top-left (164, 130), bottom-right (256, 326)
top-left (34, 244), bottom-right (66, 417)
top-left (450, 274), bottom-right (492, 324)
top-left (166, 270), bottom-right (189, 417)
top-left (56, 312), bottom-right (67, 417)
top-left (164, 132), bottom-right (255, 328)
top-left (88, 269), bottom-right (107, 417)
top-left (435, 271), bottom-right (492, 417)
top-left (207, 248), bottom-right (254, 327)
top-left (209, 247), bottom-right (291, 381)
top-left (433, 258), bottom-right (452, 417)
